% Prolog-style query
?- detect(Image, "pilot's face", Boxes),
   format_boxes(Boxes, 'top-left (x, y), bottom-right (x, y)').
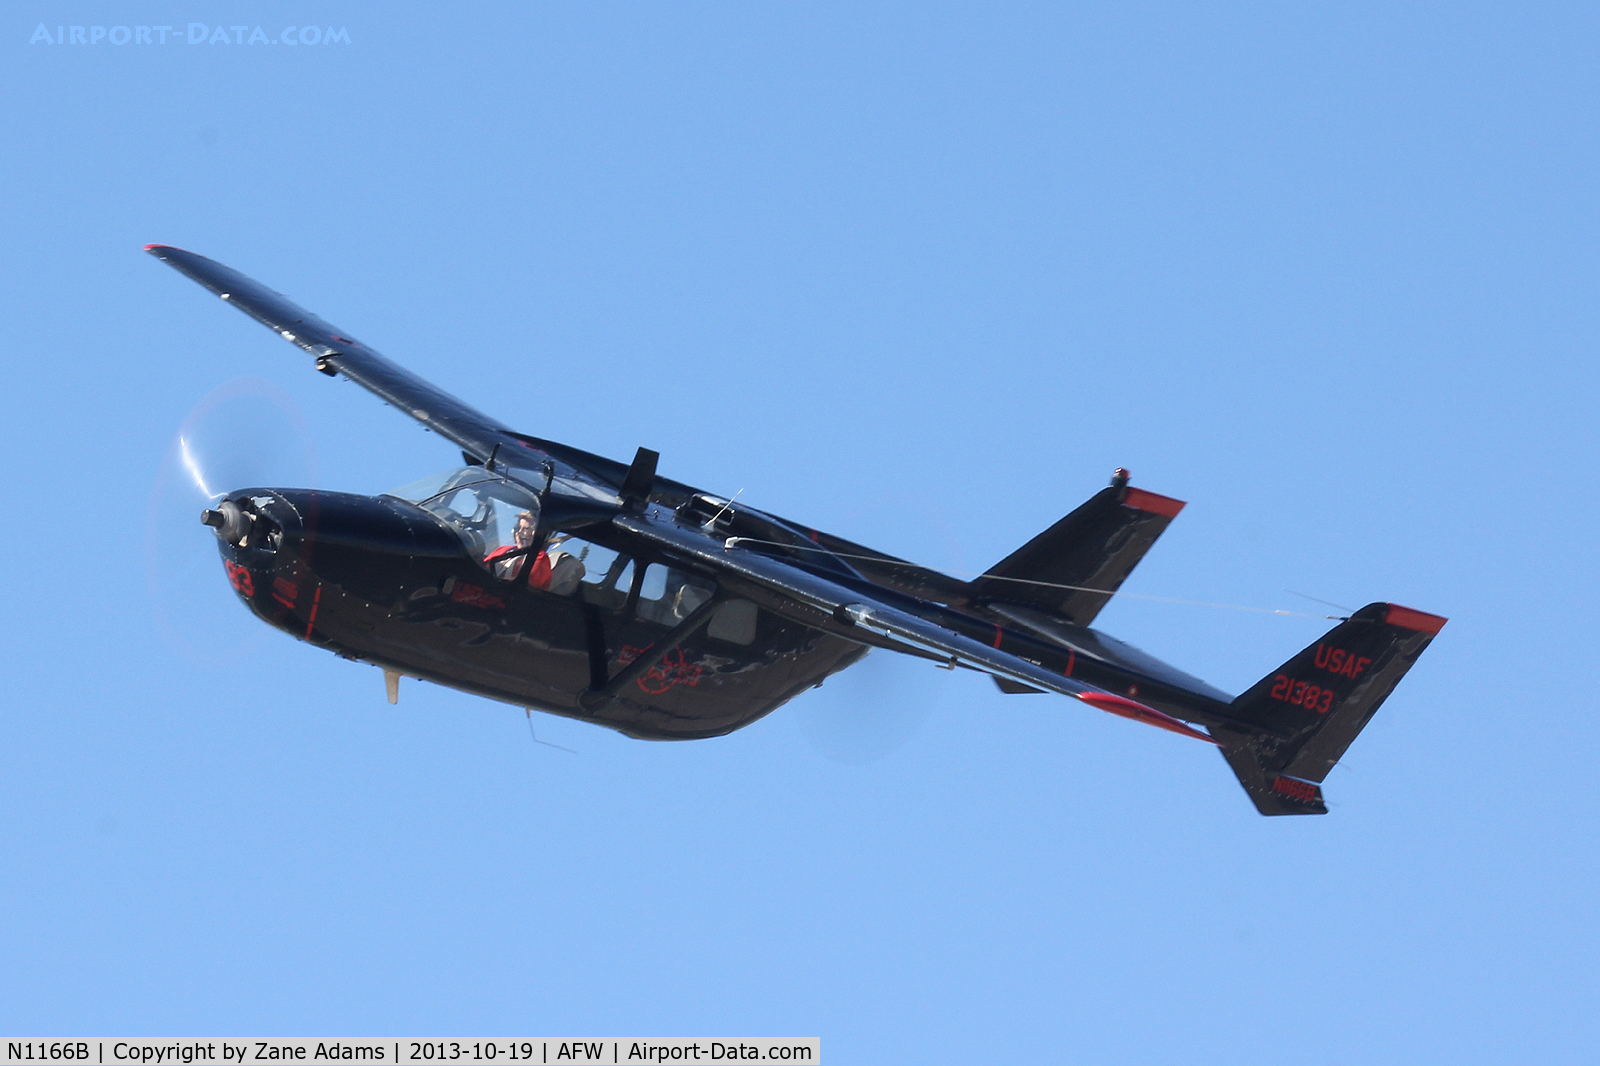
top-left (514, 519), bottom-right (535, 547)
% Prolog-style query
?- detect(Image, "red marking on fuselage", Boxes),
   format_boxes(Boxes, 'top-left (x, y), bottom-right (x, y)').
top-left (304, 585), bottom-right (322, 639)
top-left (615, 645), bottom-right (703, 695)
top-left (993, 624), bottom-right (1003, 649)
top-left (1122, 488), bottom-right (1186, 518)
top-left (271, 575), bottom-right (299, 610)
top-left (638, 648), bottom-right (703, 695)
top-left (223, 560), bottom-right (254, 597)
top-left (449, 581), bottom-right (505, 610)
top-left (1076, 691), bottom-right (1217, 743)
top-left (1064, 650), bottom-right (1076, 677)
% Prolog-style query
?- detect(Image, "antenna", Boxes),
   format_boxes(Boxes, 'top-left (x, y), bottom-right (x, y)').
top-left (1284, 589), bottom-right (1354, 615)
top-left (525, 708), bottom-right (577, 754)
top-left (703, 488), bottom-right (745, 530)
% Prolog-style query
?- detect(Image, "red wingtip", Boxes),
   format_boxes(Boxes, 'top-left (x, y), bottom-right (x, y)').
top-left (1383, 604), bottom-right (1448, 634)
top-left (1122, 487), bottom-right (1186, 518)
top-left (1076, 690), bottom-right (1217, 744)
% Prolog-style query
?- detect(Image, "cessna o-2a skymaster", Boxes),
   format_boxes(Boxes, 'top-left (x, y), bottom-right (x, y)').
top-left (149, 244), bottom-right (1445, 816)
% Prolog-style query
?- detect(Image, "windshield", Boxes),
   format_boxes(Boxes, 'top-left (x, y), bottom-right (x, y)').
top-left (386, 466), bottom-right (542, 564)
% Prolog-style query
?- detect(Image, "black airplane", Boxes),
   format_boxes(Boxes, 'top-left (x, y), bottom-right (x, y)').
top-left (148, 244), bottom-right (1445, 816)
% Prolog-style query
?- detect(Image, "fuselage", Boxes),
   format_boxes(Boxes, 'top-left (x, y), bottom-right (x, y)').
top-left (210, 465), bottom-right (1240, 740)
top-left (214, 484), bottom-right (868, 739)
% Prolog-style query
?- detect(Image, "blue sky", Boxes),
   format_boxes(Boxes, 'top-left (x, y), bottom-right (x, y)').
top-left (3, 2), bottom-right (1597, 1061)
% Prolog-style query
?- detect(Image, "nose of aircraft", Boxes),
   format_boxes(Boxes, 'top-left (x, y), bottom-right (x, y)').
top-left (202, 487), bottom-right (459, 557)
top-left (201, 486), bottom-right (463, 596)
top-left (196, 488), bottom-right (445, 637)
top-left (195, 490), bottom-right (297, 611)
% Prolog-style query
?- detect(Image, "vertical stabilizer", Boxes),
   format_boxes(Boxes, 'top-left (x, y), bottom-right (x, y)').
top-left (1214, 602), bottom-right (1446, 815)
top-left (968, 472), bottom-right (1185, 626)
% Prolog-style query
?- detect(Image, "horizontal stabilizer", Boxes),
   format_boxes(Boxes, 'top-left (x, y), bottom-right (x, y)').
top-left (992, 676), bottom-right (1044, 695)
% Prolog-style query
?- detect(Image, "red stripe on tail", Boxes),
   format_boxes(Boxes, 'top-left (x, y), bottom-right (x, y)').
top-left (1122, 488), bottom-right (1186, 518)
top-left (1383, 604), bottom-right (1447, 634)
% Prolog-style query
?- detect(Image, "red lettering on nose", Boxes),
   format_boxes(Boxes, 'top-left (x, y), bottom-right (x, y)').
top-left (223, 561), bottom-right (254, 596)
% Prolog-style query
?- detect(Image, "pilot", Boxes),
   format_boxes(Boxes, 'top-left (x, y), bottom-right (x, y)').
top-left (484, 511), bottom-right (585, 593)
top-left (485, 511), bottom-right (551, 588)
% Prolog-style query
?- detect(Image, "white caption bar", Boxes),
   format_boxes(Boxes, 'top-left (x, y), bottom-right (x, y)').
top-left (1, 1043), bottom-right (818, 1066)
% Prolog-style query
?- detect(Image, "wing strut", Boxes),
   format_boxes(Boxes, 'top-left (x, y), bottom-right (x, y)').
top-left (579, 593), bottom-right (723, 710)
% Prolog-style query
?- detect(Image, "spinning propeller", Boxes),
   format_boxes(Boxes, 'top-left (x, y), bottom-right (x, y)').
top-left (144, 378), bottom-right (319, 664)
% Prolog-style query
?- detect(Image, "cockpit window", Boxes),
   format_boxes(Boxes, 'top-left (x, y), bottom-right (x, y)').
top-left (386, 467), bottom-right (499, 505)
top-left (386, 466), bottom-right (542, 565)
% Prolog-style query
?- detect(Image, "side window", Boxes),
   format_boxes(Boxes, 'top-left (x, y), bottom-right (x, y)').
top-left (707, 599), bottom-right (759, 646)
top-left (570, 538), bottom-right (634, 609)
top-left (636, 564), bottom-right (715, 626)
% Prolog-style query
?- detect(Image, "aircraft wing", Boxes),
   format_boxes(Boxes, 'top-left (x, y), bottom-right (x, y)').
top-left (146, 245), bottom-right (524, 465)
top-left (617, 513), bottom-right (1215, 743)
